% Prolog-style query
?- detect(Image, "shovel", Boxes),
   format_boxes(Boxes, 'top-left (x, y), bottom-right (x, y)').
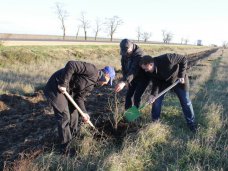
top-left (63, 91), bottom-right (95, 129)
top-left (124, 80), bottom-right (180, 122)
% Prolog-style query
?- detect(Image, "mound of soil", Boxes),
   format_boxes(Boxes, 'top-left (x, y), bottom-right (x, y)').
top-left (0, 79), bottom-right (131, 169)
top-left (0, 91), bottom-right (57, 168)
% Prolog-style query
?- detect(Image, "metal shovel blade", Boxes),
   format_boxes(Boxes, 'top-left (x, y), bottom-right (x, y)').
top-left (124, 105), bottom-right (141, 122)
top-left (124, 80), bottom-right (180, 122)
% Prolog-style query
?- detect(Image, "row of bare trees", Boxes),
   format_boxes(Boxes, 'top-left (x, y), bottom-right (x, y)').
top-left (55, 3), bottom-right (194, 44)
top-left (136, 27), bottom-right (152, 42)
top-left (55, 3), bottom-right (168, 43)
top-left (136, 27), bottom-right (175, 43)
top-left (55, 3), bottom-right (123, 41)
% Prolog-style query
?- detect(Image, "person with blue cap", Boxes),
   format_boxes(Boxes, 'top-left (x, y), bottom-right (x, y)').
top-left (44, 60), bottom-right (115, 155)
top-left (100, 66), bottom-right (116, 86)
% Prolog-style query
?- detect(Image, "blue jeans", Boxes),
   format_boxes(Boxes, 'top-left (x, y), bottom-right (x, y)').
top-left (151, 86), bottom-right (195, 125)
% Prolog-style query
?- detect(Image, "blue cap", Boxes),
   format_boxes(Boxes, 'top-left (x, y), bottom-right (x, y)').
top-left (103, 66), bottom-right (116, 86)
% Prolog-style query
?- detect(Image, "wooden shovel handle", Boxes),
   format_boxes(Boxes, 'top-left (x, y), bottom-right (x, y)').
top-left (155, 80), bottom-right (180, 100)
top-left (63, 91), bottom-right (95, 129)
top-left (144, 80), bottom-right (180, 108)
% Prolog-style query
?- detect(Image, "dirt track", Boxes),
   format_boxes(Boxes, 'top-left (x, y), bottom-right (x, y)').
top-left (0, 48), bottom-right (219, 169)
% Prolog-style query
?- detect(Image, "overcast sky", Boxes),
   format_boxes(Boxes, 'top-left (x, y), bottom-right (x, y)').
top-left (0, 0), bottom-right (227, 45)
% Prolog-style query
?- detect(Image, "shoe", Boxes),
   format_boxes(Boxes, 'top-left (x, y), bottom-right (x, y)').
top-left (152, 118), bottom-right (160, 122)
top-left (66, 148), bottom-right (77, 157)
top-left (58, 142), bottom-right (69, 154)
top-left (188, 123), bottom-right (197, 133)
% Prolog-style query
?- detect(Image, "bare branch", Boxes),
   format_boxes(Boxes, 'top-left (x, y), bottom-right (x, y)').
top-left (75, 25), bottom-right (81, 40)
top-left (162, 30), bottom-right (173, 44)
top-left (181, 37), bottom-right (184, 44)
top-left (79, 11), bottom-right (90, 40)
top-left (55, 2), bottom-right (68, 40)
top-left (142, 32), bottom-right (152, 42)
top-left (105, 16), bottom-right (123, 41)
top-left (93, 18), bottom-right (103, 41)
top-left (136, 26), bottom-right (142, 42)
top-left (184, 38), bottom-right (189, 45)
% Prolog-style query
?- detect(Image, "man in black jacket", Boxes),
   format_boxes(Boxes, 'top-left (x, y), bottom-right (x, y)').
top-left (139, 54), bottom-right (196, 132)
top-left (44, 61), bottom-right (115, 153)
top-left (115, 39), bottom-right (149, 109)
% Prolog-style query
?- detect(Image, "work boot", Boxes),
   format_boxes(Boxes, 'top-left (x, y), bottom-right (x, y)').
top-left (188, 123), bottom-right (197, 133)
top-left (152, 118), bottom-right (160, 122)
top-left (67, 147), bottom-right (77, 157)
top-left (59, 142), bottom-right (69, 154)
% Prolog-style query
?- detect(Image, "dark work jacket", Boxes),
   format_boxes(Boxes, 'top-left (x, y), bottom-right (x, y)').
top-left (149, 53), bottom-right (189, 96)
top-left (121, 44), bottom-right (145, 84)
top-left (44, 61), bottom-right (99, 113)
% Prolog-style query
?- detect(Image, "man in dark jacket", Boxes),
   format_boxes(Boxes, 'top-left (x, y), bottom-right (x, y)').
top-left (44, 61), bottom-right (115, 153)
top-left (115, 39), bottom-right (149, 109)
top-left (139, 54), bottom-right (196, 132)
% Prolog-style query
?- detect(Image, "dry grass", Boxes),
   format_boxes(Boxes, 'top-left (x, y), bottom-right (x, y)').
top-left (180, 49), bottom-right (228, 170)
top-left (0, 44), bottom-right (209, 95)
top-left (100, 48), bottom-right (228, 171)
top-left (2, 45), bottom-right (228, 171)
top-left (0, 45), bottom-right (119, 94)
top-left (101, 122), bottom-right (170, 171)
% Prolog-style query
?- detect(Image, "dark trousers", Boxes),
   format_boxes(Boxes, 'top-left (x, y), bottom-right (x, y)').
top-left (151, 86), bottom-right (195, 126)
top-left (125, 79), bottom-right (149, 109)
top-left (53, 102), bottom-right (79, 145)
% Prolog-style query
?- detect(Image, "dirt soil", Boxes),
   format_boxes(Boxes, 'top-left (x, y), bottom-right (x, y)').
top-left (0, 48), bottom-right (219, 169)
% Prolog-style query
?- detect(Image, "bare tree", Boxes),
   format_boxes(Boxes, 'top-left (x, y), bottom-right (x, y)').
top-left (79, 11), bottom-right (90, 40)
top-left (75, 25), bottom-right (81, 40)
top-left (105, 16), bottom-right (123, 41)
top-left (162, 30), bottom-right (173, 44)
top-left (136, 26), bottom-right (142, 42)
top-left (94, 18), bottom-right (103, 41)
top-left (181, 37), bottom-right (184, 44)
top-left (142, 32), bottom-right (151, 42)
top-left (222, 41), bottom-right (228, 49)
top-left (184, 39), bottom-right (189, 45)
top-left (55, 3), bottom-right (68, 40)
